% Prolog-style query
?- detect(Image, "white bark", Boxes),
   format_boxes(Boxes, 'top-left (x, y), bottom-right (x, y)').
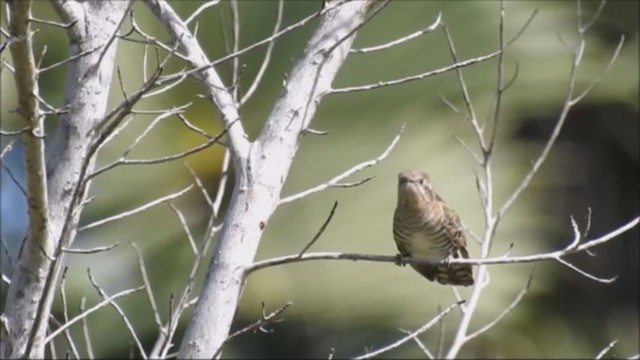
top-left (1, 1), bottom-right (129, 358)
top-left (142, 0), bottom-right (376, 357)
top-left (1, 1), bottom-right (49, 356)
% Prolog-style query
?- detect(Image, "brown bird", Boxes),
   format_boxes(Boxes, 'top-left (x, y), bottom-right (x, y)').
top-left (393, 170), bottom-right (474, 286)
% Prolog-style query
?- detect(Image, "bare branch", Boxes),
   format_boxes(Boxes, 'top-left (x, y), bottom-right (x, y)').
top-left (499, 23), bottom-right (623, 219)
top-left (78, 185), bottom-right (193, 231)
top-left (26, 21), bottom-right (174, 357)
top-left (570, 35), bottom-right (625, 105)
top-left (38, 46), bottom-right (100, 74)
top-left (1, 234), bottom-right (14, 272)
top-left (0, 127), bottom-right (30, 136)
top-left (444, 3), bottom-right (617, 357)
top-left (79, 298), bottom-right (94, 359)
top-left (91, 124), bottom-right (228, 171)
top-left (0, 158), bottom-right (27, 198)
top-left (486, 0), bottom-right (508, 156)
top-left (350, 12), bottom-right (441, 54)
top-left (465, 269), bottom-right (534, 342)
top-left (58, 268), bottom-right (81, 359)
top-left (88, 107), bottom-right (189, 179)
top-left (279, 124), bottom-right (404, 205)
top-left (169, 203), bottom-right (198, 255)
top-left (435, 305), bottom-right (445, 359)
top-left (143, 0), bottom-right (250, 162)
top-left (183, 161), bottom-right (214, 209)
top-left (352, 301), bottom-right (464, 359)
top-left (130, 242), bottom-right (165, 338)
top-left (398, 328), bottom-right (434, 359)
top-left (298, 201), bottom-right (338, 257)
top-left (240, 0), bottom-right (284, 105)
top-left (94, 1), bottom-right (134, 70)
top-left (85, 270), bottom-right (147, 359)
top-left (330, 50), bottom-right (501, 94)
top-left (556, 257), bottom-right (617, 283)
top-left (304, 128), bottom-right (329, 136)
top-left (3, 0), bottom-right (51, 356)
top-left (62, 243), bottom-right (119, 255)
top-left (247, 216), bottom-right (639, 273)
top-left (595, 339), bottom-right (617, 360)
top-left (44, 282), bottom-right (145, 346)
top-left (185, 1), bottom-right (221, 26)
top-left (150, 206), bottom-right (221, 358)
top-left (212, 302), bottom-right (293, 359)
top-left (230, 0), bottom-right (240, 102)
top-left (153, 1), bottom-right (343, 88)
top-left (1, 138), bottom-right (16, 159)
top-left (177, 1), bottom-right (377, 357)
top-left (443, 24), bottom-right (485, 154)
top-left (27, 17), bottom-right (76, 29)
top-left (212, 149), bottom-right (232, 218)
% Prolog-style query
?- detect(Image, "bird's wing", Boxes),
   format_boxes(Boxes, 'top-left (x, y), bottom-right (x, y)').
top-left (437, 196), bottom-right (469, 252)
top-left (392, 209), bottom-right (412, 256)
top-left (438, 196), bottom-right (474, 285)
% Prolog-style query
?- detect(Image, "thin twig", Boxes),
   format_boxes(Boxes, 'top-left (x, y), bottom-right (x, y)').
top-left (1, 157), bottom-right (27, 198)
top-left (185, 0), bottom-right (221, 25)
top-left (298, 201), bottom-right (338, 257)
top-left (498, 28), bottom-right (625, 219)
top-left (240, 0), bottom-right (284, 105)
top-left (84, 269), bottom-right (148, 359)
top-left (183, 161), bottom-right (214, 209)
top-left (465, 269), bottom-right (534, 342)
top-left (78, 185), bottom-right (193, 231)
top-left (38, 46), bottom-right (100, 74)
top-left (398, 328), bottom-right (434, 359)
top-left (28, 17), bottom-right (76, 29)
top-left (59, 267), bottom-right (81, 359)
top-left (151, 211), bottom-right (220, 358)
top-left (62, 242), bottom-right (119, 254)
top-left (330, 50), bottom-right (501, 94)
top-left (79, 297), bottom-right (95, 359)
top-left (435, 305), bottom-right (445, 359)
top-left (350, 12), bottom-right (441, 54)
top-left (130, 242), bottom-right (164, 333)
top-left (212, 302), bottom-right (293, 359)
top-left (1, 137), bottom-right (16, 159)
top-left (352, 301), bottom-right (464, 359)
top-left (280, 124), bottom-right (404, 205)
top-left (595, 339), bottom-right (617, 360)
top-left (152, 0), bottom-right (348, 87)
top-left (94, 0), bottom-right (134, 70)
top-left (44, 282), bottom-right (145, 346)
top-left (169, 202), bottom-right (198, 255)
top-left (212, 148), bottom-right (232, 218)
top-left (556, 257), bottom-right (617, 283)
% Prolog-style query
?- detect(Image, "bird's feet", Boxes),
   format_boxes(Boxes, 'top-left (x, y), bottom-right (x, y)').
top-left (442, 254), bottom-right (455, 267)
top-left (395, 253), bottom-right (408, 267)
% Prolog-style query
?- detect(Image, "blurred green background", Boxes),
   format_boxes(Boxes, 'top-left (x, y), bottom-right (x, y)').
top-left (1, 0), bottom-right (638, 358)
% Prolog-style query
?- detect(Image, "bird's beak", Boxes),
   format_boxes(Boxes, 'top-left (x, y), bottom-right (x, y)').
top-left (398, 179), bottom-right (424, 204)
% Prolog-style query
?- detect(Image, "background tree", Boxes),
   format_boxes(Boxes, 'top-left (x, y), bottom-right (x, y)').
top-left (1, 0), bottom-right (638, 358)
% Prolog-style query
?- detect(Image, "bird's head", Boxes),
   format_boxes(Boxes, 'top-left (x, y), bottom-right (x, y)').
top-left (397, 169), bottom-right (435, 208)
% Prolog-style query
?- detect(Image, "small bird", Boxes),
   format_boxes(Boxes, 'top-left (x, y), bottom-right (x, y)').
top-left (393, 170), bottom-right (474, 286)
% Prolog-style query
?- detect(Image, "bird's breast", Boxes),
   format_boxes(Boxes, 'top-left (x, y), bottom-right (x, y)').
top-left (404, 229), bottom-right (450, 259)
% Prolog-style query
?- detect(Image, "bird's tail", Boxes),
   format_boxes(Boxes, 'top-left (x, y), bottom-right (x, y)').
top-left (412, 248), bottom-right (474, 286)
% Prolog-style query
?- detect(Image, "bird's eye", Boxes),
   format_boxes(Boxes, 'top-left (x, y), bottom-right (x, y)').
top-left (418, 178), bottom-right (425, 185)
